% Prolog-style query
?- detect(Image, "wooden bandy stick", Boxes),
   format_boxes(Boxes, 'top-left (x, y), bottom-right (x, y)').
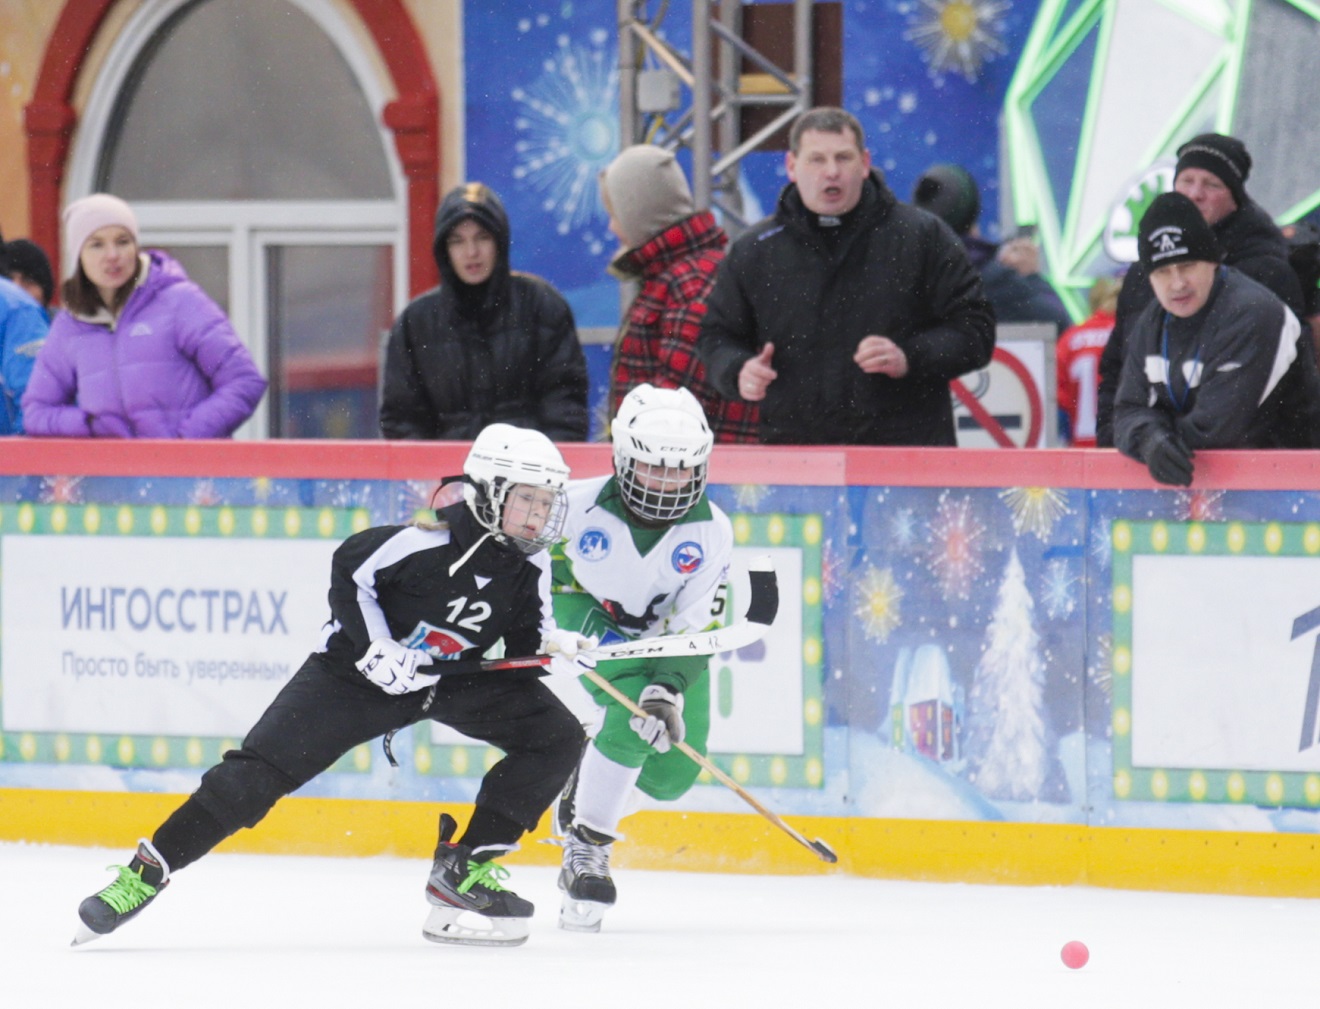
top-left (577, 663), bottom-right (839, 865)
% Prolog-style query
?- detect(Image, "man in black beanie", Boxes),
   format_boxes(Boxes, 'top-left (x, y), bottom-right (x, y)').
top-left (1095, 132), bottom-right (1304, 446)
top-left (1112, 192), bottom-right (1320, 486)
top-left (3, 238), bottom-right (56, 315)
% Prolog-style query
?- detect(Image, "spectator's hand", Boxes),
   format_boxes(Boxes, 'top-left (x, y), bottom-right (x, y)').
top-left (997, 237), bottom-right (1041, 277)
top-left (739, 343), bottom-right (777, 401)
top-left (855, 335), bottom-right (908, 378)
top-left (355, 638), bottom-right (438, 695)
top-left (1143, 428), bottom-right (1195, 487)
top-left (629, 684), bottom-right (685, 753)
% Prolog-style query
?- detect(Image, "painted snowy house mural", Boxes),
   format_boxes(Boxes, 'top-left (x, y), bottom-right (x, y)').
top-left (889, 644), bottom-right (963, 763)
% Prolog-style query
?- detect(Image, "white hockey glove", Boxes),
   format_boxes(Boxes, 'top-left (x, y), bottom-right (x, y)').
top-left (354, 639), bottom-right (438, 696)
top-left (629, 684), bottom-right (685, 753)
top-left (543, 628), bottom-right (600, 678)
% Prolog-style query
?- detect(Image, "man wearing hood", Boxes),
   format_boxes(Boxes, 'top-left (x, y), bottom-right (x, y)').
top-left (379, 183), bottom-right (589, 441)
top-left (599, 144), bottom-right (756, 443)
top-left (697, 107), bottom-right (995, 446)
top-left (1095, 133), bottom-right (1305, 447)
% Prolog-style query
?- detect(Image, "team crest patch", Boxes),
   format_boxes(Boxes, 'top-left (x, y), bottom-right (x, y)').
top-left (403, 622), bottom-right (476, 659)
top-left (672, 541), bottom-right (703, 574)
top-left (578, 528), bottom-right (611, 561)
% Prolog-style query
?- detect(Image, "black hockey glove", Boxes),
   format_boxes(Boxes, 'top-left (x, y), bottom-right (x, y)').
top-left (1143, 428), bottom-right (1194, 487)
top-left (629, 684), bottom-right (685, 753)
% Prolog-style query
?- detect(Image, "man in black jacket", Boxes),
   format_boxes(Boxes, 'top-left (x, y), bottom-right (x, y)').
top-left (379, 182), bottom-right (589, 442)
top-left (1114, 192), bottom-right (1320, 486)
top-left (697, 107), bottom-right (995, 446)
top-left (1096, 133), bottom-right (1304, 447)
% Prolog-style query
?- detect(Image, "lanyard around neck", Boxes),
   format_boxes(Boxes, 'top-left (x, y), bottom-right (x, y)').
top-left (1160, 312), bottom-right (1201, 415)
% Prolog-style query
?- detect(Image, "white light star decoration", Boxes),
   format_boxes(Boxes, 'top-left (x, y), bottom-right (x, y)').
top-left (855, 564), bottom-right (904, 643)
top-left (1000, 485), bottom-right (1069, 540)
top-left (925, 494), bottom-right (987, 600)
top-left (511, 29), bottom-right (619, 239)
top-left (1175, 488), bottom-right (1225, 523)
top-left (888, 506), bottom-right (920, 549)
top-left (39, 475), bottom-right (84, 504)
top-left (905, 0), bottom-right (1011, 84)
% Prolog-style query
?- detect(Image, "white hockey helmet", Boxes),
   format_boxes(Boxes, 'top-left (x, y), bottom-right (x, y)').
top-left (463, 423), bottom-right (570, 553)
top-left (611, 384), bottom-right (714, 525)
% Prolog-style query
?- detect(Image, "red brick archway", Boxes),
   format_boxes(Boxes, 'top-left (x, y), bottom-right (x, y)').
top-left (26, 0), bottom-right (440, 296)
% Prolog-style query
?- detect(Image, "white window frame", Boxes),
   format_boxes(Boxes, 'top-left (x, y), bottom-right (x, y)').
top-left (65, 0), bottom-right (408, 439)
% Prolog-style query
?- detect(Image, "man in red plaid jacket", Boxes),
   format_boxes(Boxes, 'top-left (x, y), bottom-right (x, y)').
top-left (600, 145), bottom-right (758, 443)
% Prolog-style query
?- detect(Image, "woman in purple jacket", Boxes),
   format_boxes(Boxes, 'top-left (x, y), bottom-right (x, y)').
top-left (21, 194), bottom-right (266, 438)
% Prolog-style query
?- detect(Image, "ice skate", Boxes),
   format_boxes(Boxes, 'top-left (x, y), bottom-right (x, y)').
top-left (72, 839), bottom-right (170, 946)
top-left (422, 813), bottom-right (532, 947)
top-left (558, 823), bottom-right (616, 932)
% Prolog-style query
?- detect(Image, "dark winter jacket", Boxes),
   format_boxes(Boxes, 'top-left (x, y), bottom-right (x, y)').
top-left (1113, 267), bottom-right (1320, 459)
top-left (22, 250), bottom-right (266, 438)
top-left (698, 172), bottom-right (995, 445)
top-left (1096, 200), bottom-right (1304, 446)
top-left (379, 185), bottom-right (588, 441)
top-left (962, 234), bottom-right (1073, 335)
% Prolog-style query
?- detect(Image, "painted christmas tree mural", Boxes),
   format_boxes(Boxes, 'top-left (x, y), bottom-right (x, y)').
top-left (966, 548), bottom-right (1049, 800)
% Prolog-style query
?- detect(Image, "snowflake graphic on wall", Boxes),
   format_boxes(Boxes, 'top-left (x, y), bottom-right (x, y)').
top-left (1040, 557), bottom-right (1077, 620)
top-left (925, 494), bottom-right (987, 600)
top-left (511, 27), bottom-right (619, 239)
top-left (855, 564), bottom-right (903, 643)
top-left (905, 0), bottom-right (1011, 83)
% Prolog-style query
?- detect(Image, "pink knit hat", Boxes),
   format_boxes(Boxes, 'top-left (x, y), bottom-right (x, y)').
top-left (62, 193), bottom-right (139, 280)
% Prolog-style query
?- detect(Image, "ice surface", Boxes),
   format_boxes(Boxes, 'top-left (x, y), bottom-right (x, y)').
top-left (8, 841), bottom-right (1316, 1006)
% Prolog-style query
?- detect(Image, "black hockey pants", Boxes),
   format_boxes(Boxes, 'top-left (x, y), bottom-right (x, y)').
top-left (153, 651), bottom-right (584, 871)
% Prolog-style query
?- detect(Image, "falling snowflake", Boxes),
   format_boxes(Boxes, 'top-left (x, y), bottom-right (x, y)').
top-left (888, 506), bottom-right (919, 549)
top-left (1175, 488), bottom-right (1225, 522)
top-left (511, 30), bottom-right (619, 236)
top-left (1040, 558), bottom-right (1077, 620)
top-left (1000, 485), bottom-right (1069, 540)
top-left (904, 0), bottom-right (1011, 83)
top-left (39, 475), bottom-right (84, 504)
top-left (732, 483), bottom-right (771, 511)
top-left (855, 565), bottom-right (903, 642)
top-left (926, 494), bottom-right (987, 600)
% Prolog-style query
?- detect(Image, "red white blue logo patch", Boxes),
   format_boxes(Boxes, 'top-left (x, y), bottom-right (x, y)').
top-left (671, 541), bottom-right (704, 574)
top-left (403, 622), bottom-right (476, 659)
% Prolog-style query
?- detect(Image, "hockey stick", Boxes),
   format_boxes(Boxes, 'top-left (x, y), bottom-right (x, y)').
top-left (577, 663), bottom-right (838, 865)
top-left (439, 554), bottom-right (780, 675)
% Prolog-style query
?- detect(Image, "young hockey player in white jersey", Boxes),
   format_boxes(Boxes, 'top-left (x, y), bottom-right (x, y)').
top-left (73, 424), bottom-right (595, 948)
top-left (550, 383), bottom-right (732, 931)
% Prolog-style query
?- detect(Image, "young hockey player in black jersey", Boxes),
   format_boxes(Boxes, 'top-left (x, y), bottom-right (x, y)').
top-left (73, 423), bottom-right (597, 948)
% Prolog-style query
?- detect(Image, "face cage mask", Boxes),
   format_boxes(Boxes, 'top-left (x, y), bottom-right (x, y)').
top-left (618, 460), bottom-right (707, 525)
top-left (492, 482), bottom-right (569, 554)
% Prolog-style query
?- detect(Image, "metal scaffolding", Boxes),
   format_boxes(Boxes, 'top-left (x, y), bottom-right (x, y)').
top-left (616, 0), bottom-right (815, 235)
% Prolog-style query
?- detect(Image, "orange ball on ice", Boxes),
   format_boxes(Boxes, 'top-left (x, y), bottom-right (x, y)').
top-left (1060, 940), bottom-right (1089, 969)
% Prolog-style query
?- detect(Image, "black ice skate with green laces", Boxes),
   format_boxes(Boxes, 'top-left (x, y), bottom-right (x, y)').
top-left (72, 839), bottom-right (170, 946)
top-left (422, 812), bottom-right (532, 947)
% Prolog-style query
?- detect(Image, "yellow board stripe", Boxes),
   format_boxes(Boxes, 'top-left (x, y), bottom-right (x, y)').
top-left (5, 788), bottom-right (1318, 898)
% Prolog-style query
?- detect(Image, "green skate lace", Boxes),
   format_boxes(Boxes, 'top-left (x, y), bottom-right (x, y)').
top-left (457, 859), bottom-right (510, 895)
top-left (97, 865), bottom-right (158, 913)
